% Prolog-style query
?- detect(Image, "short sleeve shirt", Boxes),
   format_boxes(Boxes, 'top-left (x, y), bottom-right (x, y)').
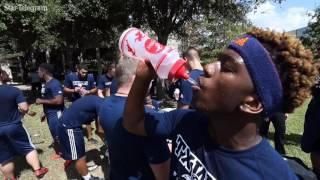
top-left (98, 95), bottom-right (170, 179)
top-left (178, 69), bottom-right (203, 107)
top-left (97, 74), bottom-right (113, 90)
top-left (0, 85), bottom-right (25, 126)
top-left (59, 95), bottom-right (104, 128)
top-left (145, 110), bottom-right (298, 179)
top-left (64, 72), bottom-right (96, 101)
top-left (41, 78), bottom-right (64, 114)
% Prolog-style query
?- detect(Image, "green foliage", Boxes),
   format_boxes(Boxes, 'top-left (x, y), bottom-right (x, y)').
top-left (180, 13), bottom-right (251, 63)
top-left (0, 0), bottom-right (283, 65)
top-left (302, 6), bottom-right (320, 59)
top-left (133, 0), bottom-right (282, 45)
top-left (0, 0), bottom-right (64, 51)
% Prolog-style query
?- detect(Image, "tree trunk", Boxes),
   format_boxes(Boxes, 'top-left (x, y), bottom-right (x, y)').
top-left (157, 31), bottom-right (169, 45)
top-left (61, 51), bottom-right (66, 73)
top-left (155, 30), bottom-right (170, 99)
top-left (66, 45), bottom-right (74, 69)
top-left (18, 56), bottom-right (25, 83)
top-left (96, 47), bottom-right (102, 75)
top-left (46, 49), bottom-right (50, 63)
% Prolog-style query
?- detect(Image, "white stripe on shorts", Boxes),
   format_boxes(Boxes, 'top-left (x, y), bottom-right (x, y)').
top-left (22, 124), bottom-right (36, 149)
top-left (57, 111), bottom-right (62, 119)
top-left (67, 129), bottom-right (75, 159)
top-left (67, 129), bottom-right (77, 160)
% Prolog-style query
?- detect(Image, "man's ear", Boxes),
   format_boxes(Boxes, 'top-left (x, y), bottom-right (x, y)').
top-left (239, 95), bottom-right (263, 114)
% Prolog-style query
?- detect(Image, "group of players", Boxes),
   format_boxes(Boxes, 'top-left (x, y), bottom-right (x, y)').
top-left (1, 28), bottom-right (320, 180)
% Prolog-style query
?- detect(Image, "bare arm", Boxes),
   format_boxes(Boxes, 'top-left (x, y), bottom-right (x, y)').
top-left (36, 95), bottom-right (64, 105)
top-left (123, 61), bottom-right (156, 136)
top-left (18, 102), bottom-right (29, 114)
top-left (150, 158), bottom-right (171, 180)
top-left (64, 86), bottom-right (76, 94)
top-left (105, 88), bottom-right (111, 97)
top-left (97, 89), bottom-right (105, 98)
top-left (177, 103), bottom-right (190, 109)
top-left (80, 87), bottom-right (97, 96)
top-left (86, 87), bottom-right (97, 95)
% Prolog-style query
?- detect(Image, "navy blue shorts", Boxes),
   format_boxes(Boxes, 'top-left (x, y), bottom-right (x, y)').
top-left (301, 99), bottom-right (320, 153)
top-left (0, 123), bottom-right (35, 164)
top-left (58, 125), bottom-right (85, 160)
top-left (46, 111), bottom-right (62, 140)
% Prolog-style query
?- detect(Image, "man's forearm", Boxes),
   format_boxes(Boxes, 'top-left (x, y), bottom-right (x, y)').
top-left (87, 88), bottom-right (97, 95)
top-left (38, 97), bottom-right (63, 105)
top-left (97, 89), bottom-right (105, 98)
top-left (177, 103), bottom-right (190, 109)
top-left (64, 87), bottom-right (75, 94)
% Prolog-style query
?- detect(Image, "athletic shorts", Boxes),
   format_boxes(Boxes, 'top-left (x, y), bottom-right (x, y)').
top-left (0, 123), bottom-right (35, 164)
top-left (58, 125), bottom-right (85, 160)
top-left (46, 111), bottom-right (62, 140)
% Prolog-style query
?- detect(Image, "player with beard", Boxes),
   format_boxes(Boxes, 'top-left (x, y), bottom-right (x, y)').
top-left (64, 64), bottom-right (98, 144)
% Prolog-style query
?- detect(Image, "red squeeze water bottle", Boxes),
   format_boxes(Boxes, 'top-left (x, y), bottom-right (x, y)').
top-left (119, 27), bottom-right (189, 81)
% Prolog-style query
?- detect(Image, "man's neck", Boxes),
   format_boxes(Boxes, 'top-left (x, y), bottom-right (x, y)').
top-left (106, 72), bottom-right (113, 78)
top-left (44, 75), bottom-right (53, 83)
top-left (115, 84), bottom-right (132, 97)
top-left (189, 60), bottom-right (203, 71)
top-left (208, 113), bottom-right (261, 151)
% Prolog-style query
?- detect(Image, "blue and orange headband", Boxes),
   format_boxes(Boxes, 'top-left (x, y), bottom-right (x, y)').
top-left (228, 34), bottom-right (283, 117)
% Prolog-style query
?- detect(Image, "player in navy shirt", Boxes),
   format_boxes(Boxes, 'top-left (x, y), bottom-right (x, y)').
top-left (58, 95), bottom-right (104, 180)
top-left (301, 73), bottom-right (320, 179)
top-left (177, 47), bottom-right (203, 109)
top-left (99, 57), bottom-right (170, 180)
top-left (64, 64), bottom-right (98, 144)
top-left (109, 78), bottom-right (118, 95)
top-left (36, 63), bottom-right (64, 159)
top-left (97, 61), bottom-right (116, 98)
top-left (0, 69), bottom-right (48, 179)
top-left (123, 29), bottom-right (316, 179)
top-left (64, 64), bottom-right (97, 101)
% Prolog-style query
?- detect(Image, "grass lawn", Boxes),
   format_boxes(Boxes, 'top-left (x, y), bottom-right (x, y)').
top-left (274, 99), bottom-right (312, 167)
top-left (0, 97), bottom-right (313, 179)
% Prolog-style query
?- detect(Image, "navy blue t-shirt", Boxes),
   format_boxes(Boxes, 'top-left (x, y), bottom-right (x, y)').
top-left (41, 78), bottom-right (64, 114)
top-left (98, 95), bottom-right (170, 179)
top-left (301, 98), bottom-right (320, 153)
top-left (109, 78), bottom-right (117, 95)
top-left (178, 69), bottom-right (203, 107)
top-left (97, 74), bottom-right (113, 90)
top-left (0, 85), bottom-right (25, 126)
top-left (59, 95), bottom-right (103, 128)
top-left (302, 75), bottom-right (320, 153)
top-left (145, 110), bottom-right (298, 179)
top-left (64, 72), bottom-right (96, 101)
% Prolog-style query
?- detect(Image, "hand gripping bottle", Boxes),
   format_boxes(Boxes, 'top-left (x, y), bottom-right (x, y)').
top-left (119, 28), bottom-right (189, 81)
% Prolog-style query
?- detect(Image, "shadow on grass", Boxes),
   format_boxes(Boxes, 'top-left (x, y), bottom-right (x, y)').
top-left (13, 148), bottom-right (44, 178)
top-left (65, 146), bottom-right (109, 179)
top-left (21, 89), bottom-right (36, 104)
top-left (268, 132), bottom-right (302, 146)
